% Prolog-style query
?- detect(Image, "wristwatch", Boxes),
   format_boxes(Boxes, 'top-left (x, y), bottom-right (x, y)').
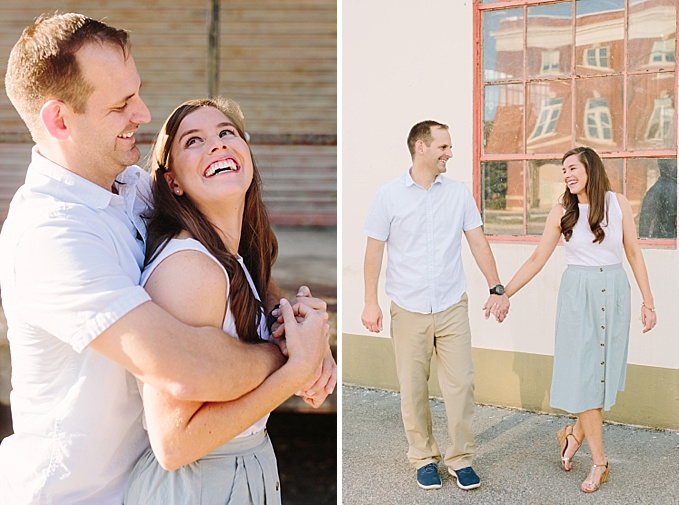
top-left (489, 284), bottom-right (505, 296)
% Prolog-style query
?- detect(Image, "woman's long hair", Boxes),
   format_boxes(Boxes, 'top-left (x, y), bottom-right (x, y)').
top-left (560, 146), bottom-right (611, 244)
top-left (144, 97), bottom-right (278, 343)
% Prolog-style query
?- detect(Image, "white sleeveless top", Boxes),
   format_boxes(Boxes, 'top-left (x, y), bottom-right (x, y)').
top-left (141, 237), bottom-right (270, 437)
top-left (564, 191), bottom-right (624, 266)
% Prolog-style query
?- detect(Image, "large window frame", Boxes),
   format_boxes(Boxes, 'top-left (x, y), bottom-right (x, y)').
top-left (475, 0), bottom-right (678, 247)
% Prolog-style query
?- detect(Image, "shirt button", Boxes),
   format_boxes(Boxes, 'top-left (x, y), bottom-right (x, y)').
top-left (601, 307), bottom-right (605, 311)
top-left (601, 379), bottom-right (605, 383)
top-left (601, 343), bottom-right (605, 347)
top-left (600, 268), bottom-right (603, 272)
top-left (602, 288), bottom-right (606, 292)
top-left (601, 361), bottom-right (605, 365)
top-left (601, 325), bottom-right (605, 329)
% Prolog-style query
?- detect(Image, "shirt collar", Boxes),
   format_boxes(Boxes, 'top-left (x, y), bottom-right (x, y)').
top-left (27, 146), bottom-right (140, 210)
top-left (404, 168), bottom-right (443, 188)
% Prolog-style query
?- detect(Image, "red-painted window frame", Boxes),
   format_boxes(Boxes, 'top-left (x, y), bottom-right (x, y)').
top-left (473, 0), bottom-right (678, 248)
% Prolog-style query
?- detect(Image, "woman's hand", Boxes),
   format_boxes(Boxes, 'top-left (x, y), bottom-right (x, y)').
top-left (641, 304), bottom-right (657, 333)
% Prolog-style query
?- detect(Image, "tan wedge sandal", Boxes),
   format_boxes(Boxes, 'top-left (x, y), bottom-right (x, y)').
top-left (556, 425), bottom-right (582, 471)
top-left (581, 461), bottom-right (610, 493)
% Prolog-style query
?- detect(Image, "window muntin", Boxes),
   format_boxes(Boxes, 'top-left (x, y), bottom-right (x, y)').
top-left (477, 0), bottom-right (677, 243)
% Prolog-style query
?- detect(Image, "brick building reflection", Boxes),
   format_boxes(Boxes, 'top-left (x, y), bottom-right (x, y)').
top-left (483, 0), bottom-right (676, 237)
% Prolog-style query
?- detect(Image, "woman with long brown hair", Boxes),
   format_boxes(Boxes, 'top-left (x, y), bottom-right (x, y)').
top-left (124, 97), bottom-right (330, 504)
top-left (503, 146), bottom-right (656, 493)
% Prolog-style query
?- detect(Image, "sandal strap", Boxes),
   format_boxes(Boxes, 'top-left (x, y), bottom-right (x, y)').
top-left (566, 432), bottom-right (582, 446)
top-left (585, 463), bottom-right (606, 483)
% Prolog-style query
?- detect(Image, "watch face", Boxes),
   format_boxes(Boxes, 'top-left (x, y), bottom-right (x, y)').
top-left (492, 284), bottom-right (505, 295)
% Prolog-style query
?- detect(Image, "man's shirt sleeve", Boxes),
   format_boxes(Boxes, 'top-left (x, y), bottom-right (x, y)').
top-left (13, 215), bottom-right (151, 353)
top-left (364, 187), bottom-right (390, 241)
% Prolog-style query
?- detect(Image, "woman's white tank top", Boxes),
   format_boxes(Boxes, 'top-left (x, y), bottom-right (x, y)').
top-left (563, 191), bottom-right (624, 266)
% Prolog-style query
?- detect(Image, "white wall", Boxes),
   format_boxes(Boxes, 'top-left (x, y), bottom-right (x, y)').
top-left (341, 1), bottom-right (679, 371)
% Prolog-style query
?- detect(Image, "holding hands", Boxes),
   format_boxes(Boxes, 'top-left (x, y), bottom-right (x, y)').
top-left (270, 286), bottom-right (337, 408)
top-left (482, 293), bottom-right (510, 323)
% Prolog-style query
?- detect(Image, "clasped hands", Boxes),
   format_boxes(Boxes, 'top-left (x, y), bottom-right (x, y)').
top-left (482, 293), bottom-right (510, 323)
top-left (269, 286), bottom-right (337, 408)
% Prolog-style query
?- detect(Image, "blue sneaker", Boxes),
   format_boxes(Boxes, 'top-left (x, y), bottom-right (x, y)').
top-left (449, 466), bottom-right (481, 490)
top-left (416, 463), bottom-right (442, 490)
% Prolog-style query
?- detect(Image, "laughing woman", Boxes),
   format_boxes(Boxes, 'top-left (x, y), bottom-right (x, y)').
top-left (503, 146), bottom-right (656, 493)
top-left (124, 97), bottom-right (330, 504)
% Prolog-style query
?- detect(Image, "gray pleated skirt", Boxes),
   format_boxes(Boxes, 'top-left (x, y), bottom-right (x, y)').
top-left (124, 430), bottom-right (281, 505)
top-left (550, 263), bottom-right (631, 413)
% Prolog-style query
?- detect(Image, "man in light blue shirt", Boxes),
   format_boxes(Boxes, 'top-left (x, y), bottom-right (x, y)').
top-left (362, 120), bottom-right (509, 491)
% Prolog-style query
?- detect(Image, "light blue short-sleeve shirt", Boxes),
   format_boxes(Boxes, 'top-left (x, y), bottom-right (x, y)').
top-left (364, 170), bottom-right (483, 314)
top-left (0, 148), bottom-right (152, 504)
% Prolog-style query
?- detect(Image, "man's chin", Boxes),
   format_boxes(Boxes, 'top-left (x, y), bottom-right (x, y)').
top-left (120, 147), bottom-right (141, 167)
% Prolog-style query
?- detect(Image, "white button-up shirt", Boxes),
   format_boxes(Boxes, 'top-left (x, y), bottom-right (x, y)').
top-left (364, 170), bottom-right (483, 314)
top-left (0, 148), bottom-right (152, 504)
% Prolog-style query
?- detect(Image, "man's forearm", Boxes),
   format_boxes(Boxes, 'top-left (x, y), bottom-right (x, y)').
top-left (178, 328), bottom-right (287, 402)
top-left (364, 238), bottom-right (385, 303)
top-left (92, 301), bottom-right (286, 403)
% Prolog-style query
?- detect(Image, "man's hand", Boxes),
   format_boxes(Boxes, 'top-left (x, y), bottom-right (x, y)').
top-left (361, 302), bottom-right (383, 333)
top-left (270, 286), bottom-right (337, 407)
top-left (279, 299), bottom-right (329, 389)
top-left (482, 294), bottom-right (510, 323)
top-left (270, 285), bottom-right (327, 341)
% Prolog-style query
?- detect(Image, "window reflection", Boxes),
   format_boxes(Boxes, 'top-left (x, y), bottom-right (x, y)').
top-left (585, 98), bottom-right (613, 141)
top-left (479, 0), bottom-right (676, 240)
top-left (527, 159), bottom-right (562, 235)
top-left (526, 3), bottom-right (572, 79)
top-left (637, 159), bottom-right (677, 239)
top-left (526, 79), bottom-right (572, 154)
top-left (482, 161), bottom-right (524, 235)
top-left (484, 84), bottom-right (524, 154)
top-left (483, 8), bottom-right (523, 82)
top-left (628, 73), bottom-right (675, 150)
top-left (575, 77), bottom-right (623, 151)
top-left (628, 0), bottom-right (676, 71)
top-left (576, 0), bottom-right (625, 75)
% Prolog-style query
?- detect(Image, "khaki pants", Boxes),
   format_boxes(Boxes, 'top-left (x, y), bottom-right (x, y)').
top-left (390, 295), bottom-right (476, 471)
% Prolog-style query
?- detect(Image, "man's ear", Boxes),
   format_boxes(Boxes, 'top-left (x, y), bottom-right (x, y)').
top-left (164, 172), bottom-right (184, 196)
top-left (40, 100), bottom-right (70, 141)
top-left (415, 139), bottom-right (425, 156)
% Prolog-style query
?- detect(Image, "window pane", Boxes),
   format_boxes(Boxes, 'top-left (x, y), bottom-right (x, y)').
top-left (527, 159), bottom-right (562, 235)
top-left (628, 0), bottom-right (676, 71)
top-left (527, 3), bottom-right (573, 78)
top-left (483, 8), bottom-right (524, 82)
top-left (575, 0), bottom-right (625, 75)
top-left (484, 83), bottom-right (525, 154)
top-left (631, 158), bottom-right (677, 239)
top-left (575, 76), bottom-right (624, 151)
top-left (482, 160), bottom-right (524, 235)
top-left (602, 157), bottom-right (623, 193)
top-left (627, 72), bottom-right (676, 151)
top-left (526, 79), bottom-right (572, 154)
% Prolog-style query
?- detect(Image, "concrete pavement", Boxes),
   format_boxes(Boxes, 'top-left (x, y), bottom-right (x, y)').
top-left (342, 385), bottom-right (679, 504)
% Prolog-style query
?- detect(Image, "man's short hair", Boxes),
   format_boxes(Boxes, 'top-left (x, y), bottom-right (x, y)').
top-left (407, 120), bottom-right (449, 157)
top-left (4, 12), bottom-right (130, 142)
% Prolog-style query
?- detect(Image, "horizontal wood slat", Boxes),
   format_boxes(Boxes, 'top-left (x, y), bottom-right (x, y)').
top-left (0, 1), bottom-right (336, 226)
